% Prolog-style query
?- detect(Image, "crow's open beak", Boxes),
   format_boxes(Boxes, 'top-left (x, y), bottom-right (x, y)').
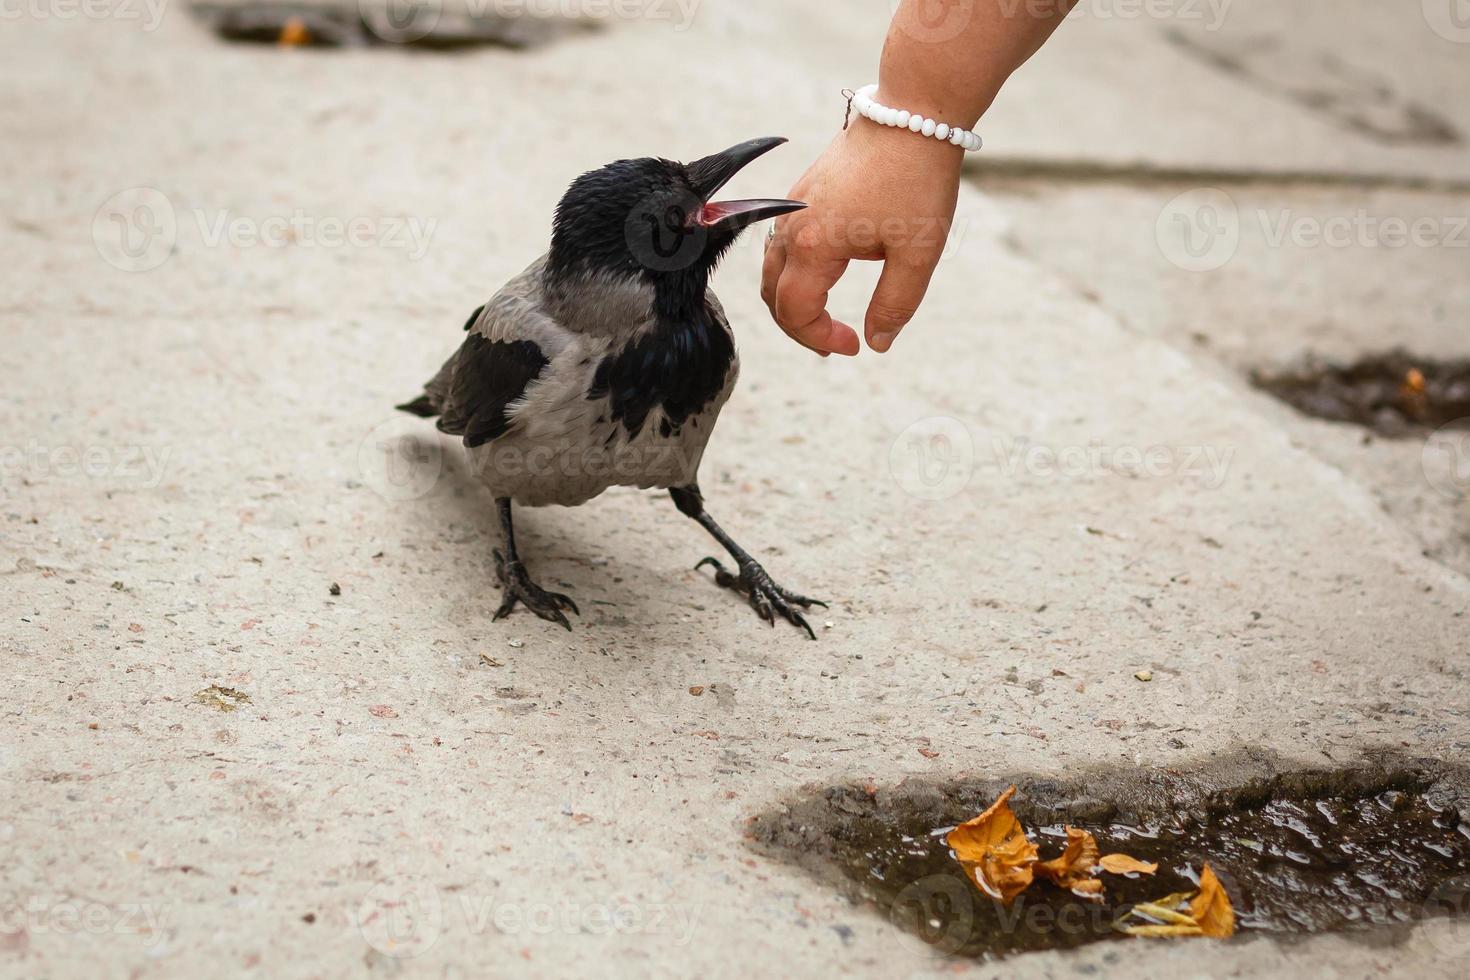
top-left (687, 137), bottom-right (807, 231)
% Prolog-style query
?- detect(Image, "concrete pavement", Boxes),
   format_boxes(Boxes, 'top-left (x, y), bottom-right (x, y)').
top-left (2, 2), bottom-right (1467, 977)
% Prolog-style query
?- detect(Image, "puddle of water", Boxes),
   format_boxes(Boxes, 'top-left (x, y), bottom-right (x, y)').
top-left (1253, 351), bottom-right (1470, 437)
top-left (190, 1), bottom-right (588, 51)
top-left (755, 761), bottom-right (1470, 960)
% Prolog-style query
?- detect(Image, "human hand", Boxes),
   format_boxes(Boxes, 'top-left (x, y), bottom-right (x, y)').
top-left (760, 115), bottom-right (963, 355)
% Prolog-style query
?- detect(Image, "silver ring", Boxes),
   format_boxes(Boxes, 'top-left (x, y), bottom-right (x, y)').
top-left (766, 225), bottom-right (777, 245)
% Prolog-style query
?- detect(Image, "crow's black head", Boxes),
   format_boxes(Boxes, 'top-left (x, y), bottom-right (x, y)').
top-left (547, 138), bottom-right (805, 302)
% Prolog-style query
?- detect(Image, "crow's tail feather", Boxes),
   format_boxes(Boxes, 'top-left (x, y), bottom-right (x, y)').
top-left (396, 393), bottom-right (440, 418)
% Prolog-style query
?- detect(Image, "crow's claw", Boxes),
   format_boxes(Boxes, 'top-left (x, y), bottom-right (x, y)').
top-left (695, 556), bottom-right (821, 640)
top-left (493, 549), bottom-right (579, 631)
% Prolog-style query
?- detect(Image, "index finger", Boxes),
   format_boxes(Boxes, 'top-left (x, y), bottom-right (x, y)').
top-left (773, 252), bottom-right (862, 357)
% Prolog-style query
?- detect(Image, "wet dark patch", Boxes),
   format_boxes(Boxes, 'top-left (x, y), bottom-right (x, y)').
top-left (190, 1), bottom-right (590, 51)
top-left (1252, 350), bottom-right (1470, 437)
top-left (750, 752), bottom-right (1470, 960)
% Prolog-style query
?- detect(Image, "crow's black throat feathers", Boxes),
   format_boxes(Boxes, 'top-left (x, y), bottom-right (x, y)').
top-left (587, 300), bottom-right (734, 441)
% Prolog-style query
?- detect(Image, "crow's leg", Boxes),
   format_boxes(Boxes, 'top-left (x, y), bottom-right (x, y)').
top-left (670, 485), bottom-right (826, 640)
top-left (492, 498), bottom-right (579, 631)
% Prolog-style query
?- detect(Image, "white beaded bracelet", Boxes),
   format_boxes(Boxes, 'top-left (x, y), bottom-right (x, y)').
top-left (848, 83), bottom-right (983, 152)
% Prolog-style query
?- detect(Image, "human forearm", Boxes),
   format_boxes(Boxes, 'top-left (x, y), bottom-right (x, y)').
top-left (879, 0), bottom-right (1078, 129)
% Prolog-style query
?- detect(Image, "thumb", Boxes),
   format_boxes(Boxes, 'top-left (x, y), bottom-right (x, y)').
top-left (865, 251), bottom-right (937, 353)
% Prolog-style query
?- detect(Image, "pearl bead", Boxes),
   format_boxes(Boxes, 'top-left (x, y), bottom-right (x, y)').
top-left (851, 82), bottom-right (981, 152)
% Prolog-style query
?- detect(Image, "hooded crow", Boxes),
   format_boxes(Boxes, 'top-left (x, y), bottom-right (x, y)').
top-left (398, 137), bottom-right (826, 637)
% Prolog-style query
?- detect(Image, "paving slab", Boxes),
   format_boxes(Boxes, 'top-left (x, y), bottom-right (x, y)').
top-left (3, 4), bottom-right (1468, 978)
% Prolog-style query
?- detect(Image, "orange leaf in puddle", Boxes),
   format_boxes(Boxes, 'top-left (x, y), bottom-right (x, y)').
top-left (368, 704), bottom-right (398, 719)
top-left (1035, 826), bottom-right (1103, 899)
top-left (1189, 864), bottom-right (1236, 938)
top-left (945, 786), bottom-right (1038, 904)
top-left (1070, 878), bottom-right (1104, 900)
top-left (1099, 853), bottom-right (1158, 876)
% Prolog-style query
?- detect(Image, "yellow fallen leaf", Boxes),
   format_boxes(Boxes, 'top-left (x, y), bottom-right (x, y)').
top-left (1190, 864), bottom-right (1236, 938)
top-left (1116, 866), bottom-right (1236, 940)
top-left (946, 786), bottom-right (1039, 904)
top-left (1035, 826), bottom-right (1101, 891)
top-left (1099, 853), bottom-right (1159, 876)
top-left (1131, 900), bottom-right (1197, 926)
top-left (1123, 923), bottom-right (1204, 938)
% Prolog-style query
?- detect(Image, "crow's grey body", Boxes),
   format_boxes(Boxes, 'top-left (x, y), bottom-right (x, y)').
top-left (413, 255), bottom-right (738, 507)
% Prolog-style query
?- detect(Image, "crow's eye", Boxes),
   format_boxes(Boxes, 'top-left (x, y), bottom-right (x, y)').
top-left (663, 205), bottom-right (687, 232)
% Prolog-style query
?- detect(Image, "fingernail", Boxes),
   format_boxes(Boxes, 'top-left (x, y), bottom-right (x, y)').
top-left (872, 330), bottom-right (898, 352)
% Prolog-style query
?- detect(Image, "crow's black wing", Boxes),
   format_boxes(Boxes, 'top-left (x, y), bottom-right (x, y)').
top-left (396, 258), bottom-right (561, 447)
top-left (436, 333), bottom-right (549, 448)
